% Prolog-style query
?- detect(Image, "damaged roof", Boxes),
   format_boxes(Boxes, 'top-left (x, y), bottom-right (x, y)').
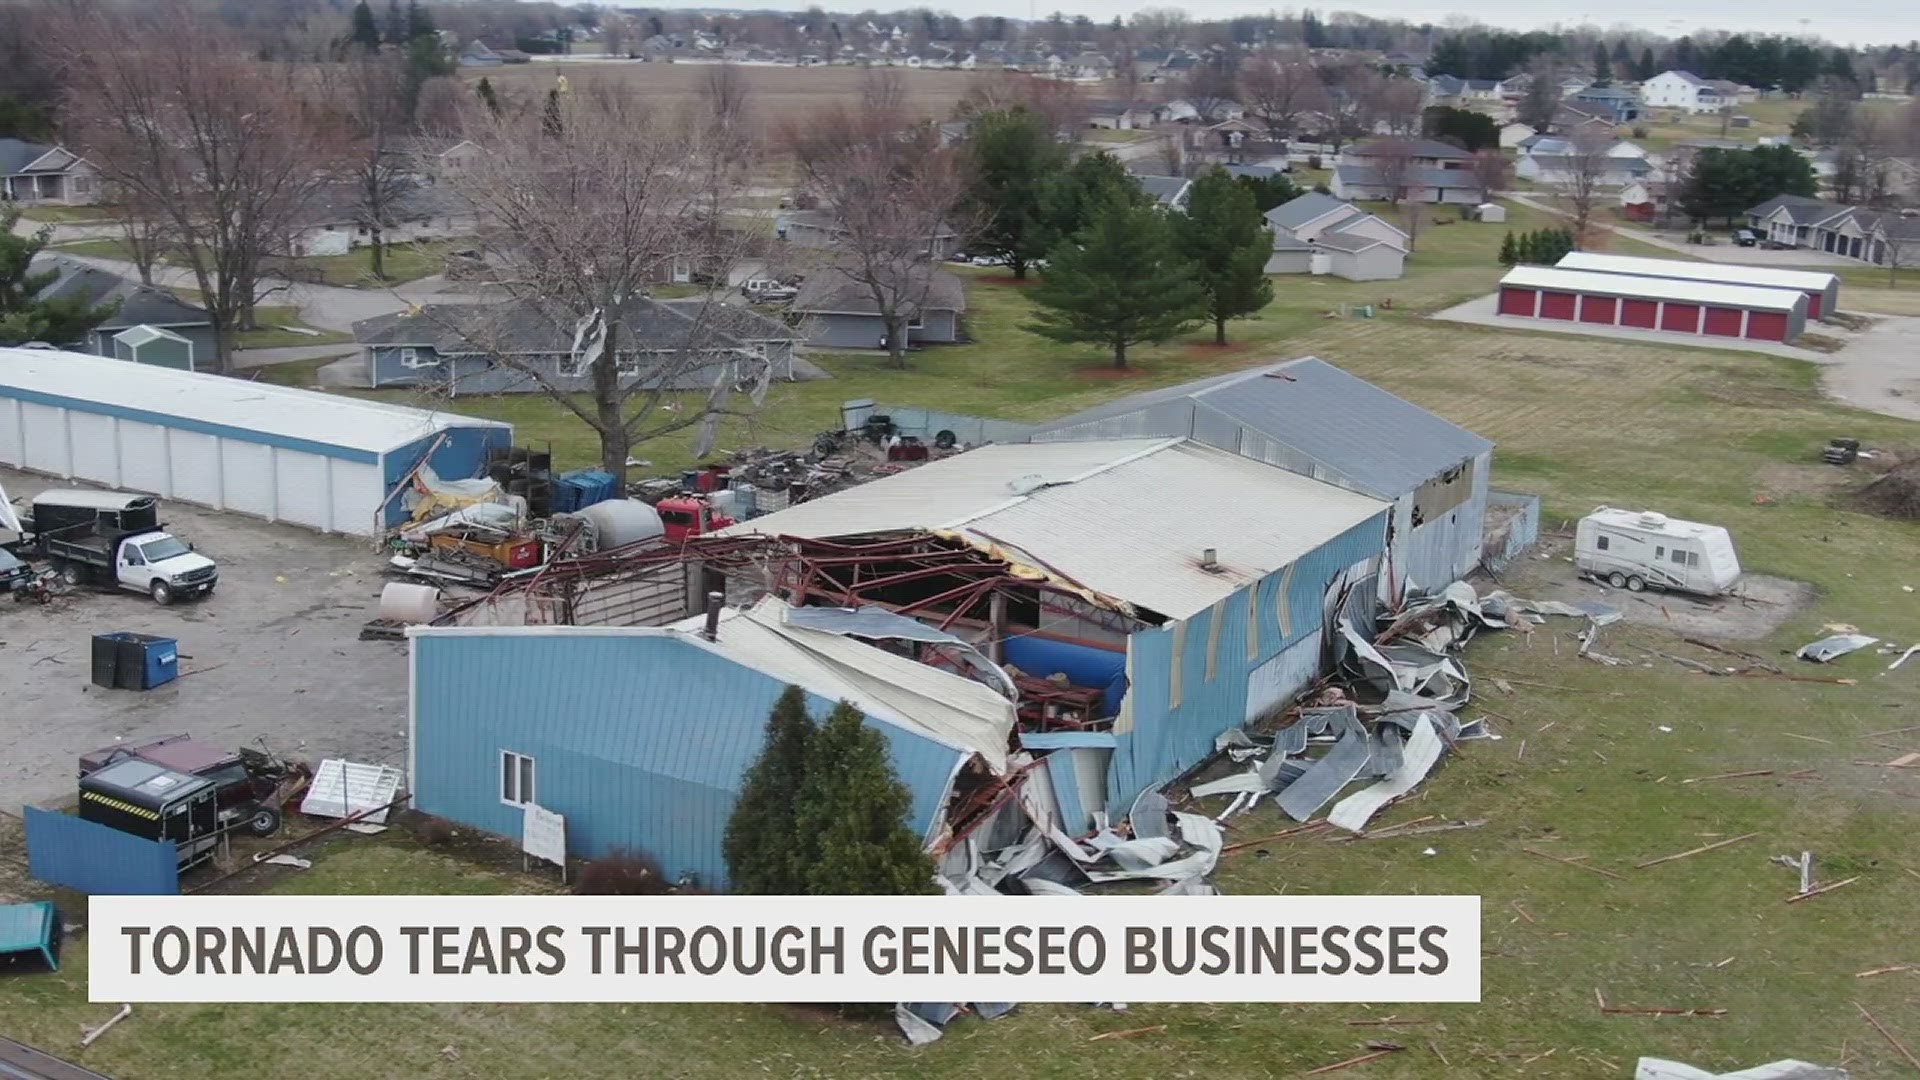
top-left (725, 437), bottom-right (1389, 620)
top-left (1025, 356), bottom-right (1494, 500)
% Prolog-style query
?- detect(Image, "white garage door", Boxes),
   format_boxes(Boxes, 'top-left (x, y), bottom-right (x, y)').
top-left (274, 450), bottom-right (331, 529)
top-left (68, 412), bottom-right (119, 486)
top-left (330, 460), bottom-right (383, 536)
top-left (20, 402), bottom-right (69, 476)
top-left (169, 430), bottom-right (222, 508)
top-left (118, 421), bottom-right (170, 496)
top-left (0, 399), bottom-right (25, 466)
top-left (218, 440), bottom-right (275, 519)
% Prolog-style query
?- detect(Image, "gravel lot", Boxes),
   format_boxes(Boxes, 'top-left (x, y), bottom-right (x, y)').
top-left (1, 468), bottom-right (408, 811)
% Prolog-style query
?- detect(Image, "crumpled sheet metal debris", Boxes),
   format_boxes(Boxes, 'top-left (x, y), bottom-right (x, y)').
top-left (1276, 722), bottom-right (1375, 822)
top-left (895, 1003), bottom-right (946, 1046)
top-left (1797, 634), bottom-right (1878, 663)
top-left (1129, 787), bottom-right (1171, 840)
top-left (1635, 1059), bottom-right (1846, 1080)
top-left (1328, 715), bottom-right (1447, 833)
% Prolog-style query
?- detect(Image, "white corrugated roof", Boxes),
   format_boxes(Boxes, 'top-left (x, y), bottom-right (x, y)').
top-left (728, 439), bottom-right (1390, 620)
top-left (0, 347), bottom-right (508, 455)
top-left (1555, 252), bottom-right (1838, 294)
top-left (1499, 266), bottom-right (1806, 313)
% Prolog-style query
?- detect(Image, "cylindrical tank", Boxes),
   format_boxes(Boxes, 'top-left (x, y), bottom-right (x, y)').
top-left (576, 499), bottom-right (665, 552)
top-left (380, 582), bottom-right (441, 624)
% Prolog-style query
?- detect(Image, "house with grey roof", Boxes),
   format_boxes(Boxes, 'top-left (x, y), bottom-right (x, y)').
top-left (1, 139), bottom-right (99, 206)
top-left (1131, 174), bottom-right (1193, 210)
top-left (1261, 192), bottom-right (1408, 280)
top-left (1515, 138), bottom-right (1652, 188)
top-left (26, 254), bottom-right (214, 361)
top-left (1084, 99), bottom-right (1156, 131)
top-left (1333, 139), bottom-right (1484, 204)
top-left (350, 296), bottom-right (797, 395)
top-left (1023, 355), bottom-right (1497, 596)
top-left (282, 184), bottom-right (477, 259)
top-left (1641, 70), bottom-right (1731, 114)
top-left (1747, 194), bottom-right (1920, 266)
top-left (789, 265), bottom-right (965, 349)
top-left (776, 208), bottom-right (960, 260)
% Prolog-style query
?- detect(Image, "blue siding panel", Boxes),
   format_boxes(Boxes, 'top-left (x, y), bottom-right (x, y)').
top-left (1044, 753), bottom-right (1090, 833)
top-left (381, 425), bottom-right (514, 526)
top-left (24, 808), bottom-right (179, 895)
top-left (411, 633), bottom-right (966, 890)
top-left (1106, 512), bottom-right (1387, 809)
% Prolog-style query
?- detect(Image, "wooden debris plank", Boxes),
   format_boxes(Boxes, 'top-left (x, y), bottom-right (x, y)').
top-left (1856, 1002), bottom-right (1920, 1074)
top-left (1302, 1048), bottom-right (1402, 1075)
top-left (1524, 847), bottom-right (1625, 880)
top-left (1635, 832), bottom-right (1758, 869)
top-left (1680, 770), bottom-right (1774, 784)
top-left (1088, 1024), bottom-right (1167, 1042)
top-left (1785, 876), bottom-right (1860, 904)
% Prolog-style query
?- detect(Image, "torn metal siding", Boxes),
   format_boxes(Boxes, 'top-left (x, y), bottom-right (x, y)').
top-left (409, 633), bottom-right (967, 890)
top-left (1398, 449), bottom-right (1493, 596)
top-left (1105, 513), bottom-right (1387, 809)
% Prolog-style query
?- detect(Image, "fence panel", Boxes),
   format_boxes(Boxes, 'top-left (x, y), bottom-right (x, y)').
top-left (1483, 491), bottom-right (1542, 575)
top-left (24, 807), bottom-right (179, 895)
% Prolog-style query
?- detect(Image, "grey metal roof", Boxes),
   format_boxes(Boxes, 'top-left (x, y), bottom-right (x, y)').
top-left (1346, 138), bottom-right (1473, 161)
top-left (1264, 192), bottom-right (1353, 232)
top-left (1336, 164), bottom-right (1485, 192)
top-left (353, 297), bottom-right (744, 354)
top-left (791, 265), bottom-right (966, 316)
top-left (27, 255), bottom-right (209, 330)
top-left (0, 139), bottom-right (66, 176)
top-left (1313, 227), bottom-right (1395, 253)
top-left (1025, 356), bottom-right (1493, 499)
top-left (656, 298), bottom-right (798, 342)
top-left (1133, 174), bottom-right (1191, 206)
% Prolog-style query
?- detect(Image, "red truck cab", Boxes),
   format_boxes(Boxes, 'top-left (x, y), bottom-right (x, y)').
top-left (656, 496), bottom-right (734, 543)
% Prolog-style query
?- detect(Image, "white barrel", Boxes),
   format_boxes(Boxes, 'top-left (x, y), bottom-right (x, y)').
top-left (380, 582), bottom-right (441, 624)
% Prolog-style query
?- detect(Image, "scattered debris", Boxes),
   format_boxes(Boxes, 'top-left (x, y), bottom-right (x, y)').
top-left (1853, 965), bottom-right (1914, 979)
top-left (1636, 833), bottom-right (1758, 869)
top-left (300, 759), bottom-right (405, 823)
top-left (1772, 852), bottom-right (1815, 895)
top-left (1798, 634), bottom-right (1880, 663)
top-left (255, 854), bottom-right (311, 870)
top-left (1890, 646), bottom-right (1920, 671)
top-left (1785, 876), bottom-right (1860, 904)
top-left (1525, 846), bottom-right (1625, 880)
top-left (1856, 1002), bottom-right (1920, 1073)
top-left (1087, 1024), bottom-right (1166, 1042)
top-left (1682, 770), bottom-right (1774, 784)
top-left (1303, 1045), bottom-right (1404, 1075)
top-left (79, 1004), bottom-right (131, 1047)
top-left (1635, 1058), bottom-right (1847, 1079)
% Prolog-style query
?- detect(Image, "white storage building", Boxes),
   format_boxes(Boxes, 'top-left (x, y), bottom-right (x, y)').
top-left (0, 347), bottom-right (512, 535)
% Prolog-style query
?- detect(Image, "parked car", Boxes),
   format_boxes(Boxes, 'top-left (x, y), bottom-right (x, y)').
top-left (740, 278), bottom-right (799, 303)
top-left (968, 254), bottom-right (1007, 267)
top-left (1732, 228), bottom-right (1761, 247)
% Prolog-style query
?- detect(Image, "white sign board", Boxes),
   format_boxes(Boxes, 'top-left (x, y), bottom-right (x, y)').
top-left (0, 479), bottom-right (22, 536)
top-left (300, 760), bottom-right (405, 823)
top-left (522, 804), bottom-right (566, 868)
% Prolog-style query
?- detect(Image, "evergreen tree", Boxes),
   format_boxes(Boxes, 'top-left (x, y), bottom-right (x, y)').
top-left (793, 701), bottom-right (937, 896)
top-left (543, 88), bottom-right (564, 138)
top-left (350, 0), bottom-right (381, 51)
top-left (964, 107), bottom-right (1069, 279)
top-left (383, 0), bottom-right (405, 45)
top-left (1177, 167), bottom-right (1274, 345)
top-left (1498, 231), bottom-right (1517, 266)
top-left (723, 686), bottom-right (815, 894)
top-left (1027, 196), bottom-right (1205, 368)
top-left (476, 76), bottom-right (501, 117)
top-left (1234, 171), bottom-right (1304, 213)
top-left (1637, 47), bottom-right (1657, 82)
top-left (0, 95), bottom-right (54, 142)
top-left (1516, 230), bottom-right (1540, 264)
top-left (1034, 150), bottom-right (1147, 254)
top-left (406, 0), bottom-right (435, 40)
top-left (1591, 43), bottom-right (1612, 86)
top-left (0, 209), bottom-right (118, 346)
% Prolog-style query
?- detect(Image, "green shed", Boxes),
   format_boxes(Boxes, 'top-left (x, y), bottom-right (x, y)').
top-left (111, 324), bottom-right (195, 371)
top-left (0, 900), bottom-right (61, 971)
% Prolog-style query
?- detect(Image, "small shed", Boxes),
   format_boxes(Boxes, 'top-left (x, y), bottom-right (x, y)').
top-left (110, 324), bottom-right (195, 371)
top-left (1475, 202), bottom-right (1508, 224)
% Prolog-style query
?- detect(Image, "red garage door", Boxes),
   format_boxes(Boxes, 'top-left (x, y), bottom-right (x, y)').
top-left (1539, 291), bottom-right (1577, 320)
top-left (1498, 287), bottom-right (1537, 316)
top-left (1620, 298), bottom-right (1659, 328)
top-left (1805, 293), bottom-right (1823, 319)
top-left (1661, 303), bottom-right (1701, 333)
top-left (1702, 306), bottom-right (1744, 337)
top-left (1579, 295), bottom-right (1618, 324)
top-left (1746, 311), bottom-right (1789, 341)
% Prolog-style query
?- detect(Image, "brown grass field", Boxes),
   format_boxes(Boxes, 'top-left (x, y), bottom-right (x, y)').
top-left (465, 60), bottom-right (995, 133)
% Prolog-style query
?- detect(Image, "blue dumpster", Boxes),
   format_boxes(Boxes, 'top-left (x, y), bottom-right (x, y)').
top-left (552, 469), bottom-right (620, 514)
top-left (92, 632), bottom-right (179, 690)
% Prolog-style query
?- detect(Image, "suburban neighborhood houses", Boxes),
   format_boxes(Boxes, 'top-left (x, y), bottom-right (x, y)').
top-left (4, 0), bottom-right (1920, 1077)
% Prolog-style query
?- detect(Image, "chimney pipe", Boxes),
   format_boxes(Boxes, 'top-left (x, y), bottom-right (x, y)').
top-left (703, 591), bottom-right (724, 641)
top-left (1200, 547), bottom-right (1218, 571)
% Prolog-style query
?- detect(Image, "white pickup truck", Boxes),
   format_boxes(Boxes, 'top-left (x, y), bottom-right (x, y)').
top-left (23, 490), bottom-right (219, 605)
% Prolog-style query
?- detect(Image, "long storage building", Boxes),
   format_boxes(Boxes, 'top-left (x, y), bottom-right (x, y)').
top-left (0, 347), bottom-right (512, 535)
top-left (1495, 265), bottom-right (1808, 343)
top-left (1554, 252), bottom-right (1840, 320)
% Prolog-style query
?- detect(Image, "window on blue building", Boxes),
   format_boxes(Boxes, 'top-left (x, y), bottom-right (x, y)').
top-left (500, 750), bottom-right (536, 807)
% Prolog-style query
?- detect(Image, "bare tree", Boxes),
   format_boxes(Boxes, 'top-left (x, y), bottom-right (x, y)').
top-left (1470, 148), bottom-right (1512, 199)
top-left (446, 80), bottom-right (762, 482)
top-left (700, 63), bottom-right (752, 129)
top-left (1515, 60), bottom-right (1563, 131)
top-left (1401, 202), bottom-right (1425, 253)
top-left (1369, 137), bottom-right (1417, 206)
top-left (1557, 130), bottom-right (1615, 245)
top-left (1240, 49), bottom-right (1325, 141)
top-left (327, 56), bottom-right (421, 283)
top-left (954, 71), bottom-right (1082, 139)
top-left (107, 185), bottom-right (175, 287)
top-left (53, 4), bottom-right (332, 373)
top-left (1177, 62), bottom-right (1239, 125)
top-left (782, 93), bottom-right (974, 371)
top-left (1373, 78), bottom-right (1425, 137)
top-left (1318, 61), bottom-right (1384, 151)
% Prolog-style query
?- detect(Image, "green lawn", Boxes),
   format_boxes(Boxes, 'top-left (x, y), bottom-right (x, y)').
top-left (5, 188), bottom-right (1920, 1076)
top-left (1085, 127), bottom-right (1156, 143)
top-left (301, 240), bottom-right (461, 287)
top-left (45, 237), bottom-right (132, 260)
top-left (15, 203), bottom-right (112, 224)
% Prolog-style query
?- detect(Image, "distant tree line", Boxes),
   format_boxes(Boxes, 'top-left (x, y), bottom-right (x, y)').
top-left (1428, 28), bottom-right (1862, 95)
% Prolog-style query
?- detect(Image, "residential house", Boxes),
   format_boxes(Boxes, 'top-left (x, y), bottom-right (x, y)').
top-left (1333, 138), bottom-right (1484, 204)
top-left (1568, 85), bottom-right (1641, 123)
top-left (1641, 71), bottom-right (1733, 114)
top-left (776, 209), bottom-right (960, 260)
top-left (1162, 98), bottom-right (1246, 124)
top-left (1746, 194), bottom-right (1920, 265)
top-left (0, 139), bottom-right (99, 206)
top-left (458, 40), bottom-right (504, 67)
top-left (283, 186), bottom-right (476, 258)
top-left (1025, 355), bottom-right (1497, 605)
top-left (788, 265), bottom-right (966, 349)
top-left (1426, 75), bottom-right (1506, 106)
top-left (1261, 192), bottom-right (1408, 280)
top-left (1130, 46), bottom-right (1172, 81)
top-left (383, 138), bottom-right (483, 184)
top-left (1618, 178), bottom-right (1675, 221)
top-left (1552, 105), bottom-right (1621, 138)
top-left (1499, 122), bottom-right (1538, 149)
top-left (1084, 99), bottom-right (1156, 131)
top-left (26, 254), bottom-right (215, 361)
top-left (1132, 174), bottom-right (1193, 211)
top-left (1515, 138), bottom-right (1653, 188)
top-left (1066, 51), bottom-right (1115, 81)
top-left (350, 296), bottom-right (797, 394)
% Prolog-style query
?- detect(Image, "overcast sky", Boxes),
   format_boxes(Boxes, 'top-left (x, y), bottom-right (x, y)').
top-left (703, 0), bottom-right (1914, 48)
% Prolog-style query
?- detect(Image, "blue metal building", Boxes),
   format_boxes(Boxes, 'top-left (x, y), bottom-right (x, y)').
top-left (408, 600), bottom-right (1018, 889)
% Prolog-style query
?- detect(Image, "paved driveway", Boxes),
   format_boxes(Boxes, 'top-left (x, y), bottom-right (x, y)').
top-left (1823, 315), bottom-right (1920, 422)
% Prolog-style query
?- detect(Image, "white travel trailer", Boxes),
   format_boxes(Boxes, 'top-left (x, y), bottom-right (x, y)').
top-left (1574, 507), bottom-right (1742, 596)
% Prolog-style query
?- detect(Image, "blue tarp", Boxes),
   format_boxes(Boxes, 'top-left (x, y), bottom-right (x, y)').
top-left (1003, 636), bottom-right (1126, 717)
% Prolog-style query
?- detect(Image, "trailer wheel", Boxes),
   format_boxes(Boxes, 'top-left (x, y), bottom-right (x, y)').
top-left (1607, 571), bottom-right (1627, 589)
top-left (1625, 575), bottom-right (1646, 593)
top-left (58, 563), bottom-right (83, 587)
top-left (247, 806), bottom-right (282, 837)
top-left (150, 580), bottom-right (174, 605)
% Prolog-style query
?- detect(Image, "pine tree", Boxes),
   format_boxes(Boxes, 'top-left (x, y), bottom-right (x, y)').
top-left (723, 686), bottom-right (815, 894)
top-left (1028, 196), bottom-right (1206, 368)
top-left (1516, 230), bottom-right (1539, 264)
top-left (1498, 231), bottom-right (1517, 266)
top-left (350, 0), bottom-right (381, 51)
top-left (1637, 47), bottom-right (1657, 83)
top-left (964, 107), bottom-right (1070, 279)
top-left (1177, 167), bottom-right (1274, 345)
top-left (0, 208), bottom-right (120, 347)
top-left (543, 88), bottom-right (564, 138)
top-left (1591, 43), bottom-right (1612, 86)
top-left (1034, 150), bottom-right (1147, 255)
top-left (476, 76), bottom-right (501, 117)
top-left (383, 0), bottom-right (405, 45)
top-left (793, 701), bottom-right (938, 896)
top-left (406, 0), bottom-right (435, 41)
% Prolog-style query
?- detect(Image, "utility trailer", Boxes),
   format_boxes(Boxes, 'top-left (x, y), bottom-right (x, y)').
top-left (13, 490), bottom-right (217, 605)
top-left (77, 758), bottom-right (223, 871)
top-left (1574, 507), bottom-right (1742, 596)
